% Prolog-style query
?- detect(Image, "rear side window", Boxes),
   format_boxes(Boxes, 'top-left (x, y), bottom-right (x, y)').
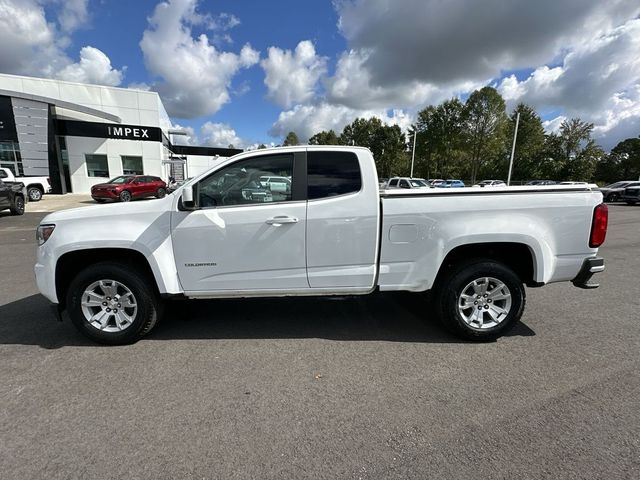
top-left (307, 151), bottom-right (362, 200)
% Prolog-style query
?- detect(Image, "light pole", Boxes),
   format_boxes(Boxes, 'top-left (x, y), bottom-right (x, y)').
top-left (507, 112), bottom-right (520, 186)
top-left (410, 128), bottom-right (417, 178)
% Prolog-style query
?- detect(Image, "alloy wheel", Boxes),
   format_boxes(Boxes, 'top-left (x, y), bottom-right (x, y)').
top-left (80, 279), bottom-right (138, 332)
top-left (457, 276), bottom-right (512, 329)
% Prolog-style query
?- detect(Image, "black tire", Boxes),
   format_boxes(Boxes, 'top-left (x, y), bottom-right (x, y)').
top-left (27, 186), bottom-right (43, 202)
top-left (94, 198), bottom-right (106, 203)
top-left (119, 190), bottom-right (132, 202)
top-left (433, 259), bottom-right (526, 341)
top-left (66, 261), bottom-right (163, 345)
top-left (9, 195), bottom-right (25, 215)
top-left (156, 187), bottom-right (166, 198)
top-left (606, 193), bottom-right (618, 202)
top-left (626, 200), bottom-right (637, 206)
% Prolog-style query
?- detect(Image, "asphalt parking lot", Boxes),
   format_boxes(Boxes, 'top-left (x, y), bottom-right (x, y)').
top-left (1, 197), bottom-right (639, 479)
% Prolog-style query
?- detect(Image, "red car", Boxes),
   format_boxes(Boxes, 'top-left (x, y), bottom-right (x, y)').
top-left (91, 175), bottom-right (167, 203)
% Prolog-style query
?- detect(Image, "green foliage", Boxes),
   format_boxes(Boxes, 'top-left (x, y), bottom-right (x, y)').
top-left (544, 119), bottom-right (604, 181)
top-left (412, 98), bottom-right (465, 179)
top-left (595, 138), bottom-right (640, 184)
top-left (283, 131), bottom-right (300, 146)
top-left (308, 130), bottom-right (341, 145)
top-left (340, 117), bottom-right (407, 178)
top-left (463, 87), bottom-right (508, 184)
top-left (297, 86), bottom-right (636, 183)
top-left (505, 103), bottom-right (546, 181)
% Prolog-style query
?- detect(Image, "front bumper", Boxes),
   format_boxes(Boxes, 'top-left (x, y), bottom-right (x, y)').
top-left (572, 257), bottom-right (605, 289)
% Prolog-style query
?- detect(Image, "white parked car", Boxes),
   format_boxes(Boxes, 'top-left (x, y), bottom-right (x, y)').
top-left (474, 180), bottom-right (506, 187)
top-left (0, 167), bottom-right (51, 201)
top-left (35, 146), bottom-right (607, 345)
top-left (560, 181), bottom-right (588, 185)
top-left (260, 175), bottom-right (291, 194)
top-left (386, 177), bottom-right (430, 189)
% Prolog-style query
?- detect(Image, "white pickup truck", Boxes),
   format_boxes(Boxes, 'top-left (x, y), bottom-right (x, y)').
top-left (0, 167), bottom-right (51, 201)
top-left (34, 146), bottom-right (608, 344)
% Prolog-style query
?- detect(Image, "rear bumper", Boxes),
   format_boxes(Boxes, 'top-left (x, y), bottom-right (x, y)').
top-left (572, 257), bottom-right (605, 289)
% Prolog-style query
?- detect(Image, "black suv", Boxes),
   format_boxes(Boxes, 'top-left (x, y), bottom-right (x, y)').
top-left (0, 178), bottom-right (26, 215)
top-left (622, 184), bottom-right (640, 205)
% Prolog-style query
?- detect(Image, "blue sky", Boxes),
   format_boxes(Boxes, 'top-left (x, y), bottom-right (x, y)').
top-left (1, 0), bottom-right (639, 149)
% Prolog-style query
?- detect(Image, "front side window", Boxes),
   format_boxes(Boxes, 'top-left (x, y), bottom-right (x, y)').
top-left (197, 154), bottom-right (293, 208)
top-left (108, 176), bottom-right (134, 184)
top-left (86, 154), bottom-right (109, 178)
top-left (307, 151), bottom-right (361, 199)
top-left (122, 156), bottom-right (143, 175)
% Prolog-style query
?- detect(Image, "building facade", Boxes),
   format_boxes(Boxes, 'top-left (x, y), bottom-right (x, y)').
top-left (0, 73), bottom-right (240, 194)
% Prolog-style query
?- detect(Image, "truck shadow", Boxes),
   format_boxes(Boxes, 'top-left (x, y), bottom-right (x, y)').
top-left (0, 293), bottom-right (535, 349)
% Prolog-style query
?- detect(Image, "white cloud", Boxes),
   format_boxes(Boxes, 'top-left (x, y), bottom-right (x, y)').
top-left (0, 0), bottom-right (124, 86)
top-left (269, 102), bottom-right (412, 141)
top-left (56, 46), bottom-right (124, 86)
top-left (261, 40), bottom-right (327, 108)
top-left (326, 49), bottom-right (482, 110)
top-left (497, 18), bottom-right (640, 148)
top-left (335, 0), bottom-right (639, 87)
top-left (140, 0), bottom-right (259, 119)
top-left (54, 0), bottom-right (89, 33)
top-left (542, 116), bottom-right (566, 134)
top-left (200, 121), bottom-right (244, 147)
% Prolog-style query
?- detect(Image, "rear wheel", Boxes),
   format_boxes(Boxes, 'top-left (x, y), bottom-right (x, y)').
top-left (156, 187), bottom-right (166, 198)
top-left (626, 200), bottom-right (637, 205)
top-left (119, 190), bottom-right (132, 202)
top-left (27, 187), bottom-right (42, 202)
top-left (66, 262), bottom-right (163, 344)
top-left (9, 195), bottom-right (25, 215)
top-left (433, 259), bottom-right (525, 341)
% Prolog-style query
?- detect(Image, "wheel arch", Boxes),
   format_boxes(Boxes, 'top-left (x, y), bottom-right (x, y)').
top-left (434, 242), bottom-right (540, 288)
top-left (55, 248), bottom-right (160, 308)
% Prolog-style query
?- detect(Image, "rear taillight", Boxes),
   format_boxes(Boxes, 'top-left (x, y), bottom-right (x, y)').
top-left (589, 203), bottom-right (608, 248)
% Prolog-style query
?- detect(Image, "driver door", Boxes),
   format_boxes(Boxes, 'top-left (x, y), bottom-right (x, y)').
top-left (171, 152), bottom-right (308, 294)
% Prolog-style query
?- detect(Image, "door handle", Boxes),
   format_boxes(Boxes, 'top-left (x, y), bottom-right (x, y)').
top-left (266, 216), bottom-right (298, 225)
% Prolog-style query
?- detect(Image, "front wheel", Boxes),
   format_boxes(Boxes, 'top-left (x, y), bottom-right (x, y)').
top-left (119, 190), bottom-right (132, 202)
top-left (10, 195), bottom-right (25, 215)
top-left (433, 259), bottom-right (526, 341)
top-left (156, 187), bottom-right (166, 198)
top-left (66, 262), bottom-right (163, 344)
top-left (626, 200), bottom-right (637, 206)
top-left (606, 193), bottom-right (618, 202)
top-left (28, 187), bottom-right (42, 202)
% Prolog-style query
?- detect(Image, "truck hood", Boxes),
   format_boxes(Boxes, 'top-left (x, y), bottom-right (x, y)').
top-left (41, 196), bottom-right (174, 224)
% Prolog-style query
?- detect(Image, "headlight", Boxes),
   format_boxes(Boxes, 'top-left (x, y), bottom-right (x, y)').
top-left (36, 224), bottom-right (56, 245)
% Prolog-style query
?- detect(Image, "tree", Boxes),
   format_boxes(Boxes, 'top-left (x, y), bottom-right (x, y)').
top-left (308, 130), bottom-right (341, 145)
top-left (283, 131), bottom-right (299, 146)
top-left (413, 98), bottom-right (465, 179)
top-left (340, 117), bottom-right (407, 177)
top-left (545, 118), bottom-right (603, 181)
top-left (257, 143), bottom-right (267, 149)
top-left (502, 103), bottom-right (546, 181)
top-left (463, 87), bottom-right (508, 183)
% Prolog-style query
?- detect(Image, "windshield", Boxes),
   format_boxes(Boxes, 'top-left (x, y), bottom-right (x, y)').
top-left (108, 176), bottom-right (134, 184)
top-left (604, 182), bottom-right (627, 188)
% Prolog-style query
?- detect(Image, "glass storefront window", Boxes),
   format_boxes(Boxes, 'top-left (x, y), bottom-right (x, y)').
top-left (0, 141), bottom-right (23, 176)
top-left (121, 156), bottom-right (143, 175)
top-left (86, 154), bottom-right (109, 178)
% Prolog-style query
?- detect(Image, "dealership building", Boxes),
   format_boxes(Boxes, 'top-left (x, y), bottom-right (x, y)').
top-left (0, 73), bottom-right (240, 194)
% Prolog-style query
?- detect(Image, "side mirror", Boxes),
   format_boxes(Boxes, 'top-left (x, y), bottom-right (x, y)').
top-left (181, 185), bottom-right (196, 210)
